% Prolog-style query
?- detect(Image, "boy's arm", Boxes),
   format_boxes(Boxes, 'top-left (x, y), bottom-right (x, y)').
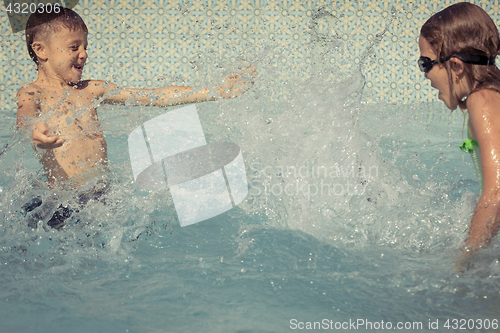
top-left (16, 86), bottom-right (64, 149)
top-left (102, 84), bottom-right (216, 106)
top-left (98, 67), bottom-right (255, 106)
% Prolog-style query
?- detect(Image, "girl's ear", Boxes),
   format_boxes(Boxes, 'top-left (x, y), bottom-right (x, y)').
top-left (32, 41), bottom-right (48, 62)
top-left (449, 57), bottom-right (465, 76)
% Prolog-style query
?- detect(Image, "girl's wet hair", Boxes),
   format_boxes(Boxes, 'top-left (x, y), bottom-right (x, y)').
top-left (421, 2), bottom-right (500, 109)
top-left (25, 8), bottom-right (88, 66)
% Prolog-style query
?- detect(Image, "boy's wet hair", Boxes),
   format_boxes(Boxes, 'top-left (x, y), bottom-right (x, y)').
top-left (421, 2), bottom-right (500, 108)
top-left (25, 8), bottom-right (88, 66)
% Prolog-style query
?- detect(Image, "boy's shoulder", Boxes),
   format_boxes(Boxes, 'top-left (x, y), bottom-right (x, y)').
top-left (16, 82), bottom-right (44, 107)
top-left (16, 79), bottom-right (120, 107)
top-left (16, 82), bottom-right (41, 97)
top-left (19, 79), bottom-right (117, 96)
top-left (80, 79), bottom-right (119, 96)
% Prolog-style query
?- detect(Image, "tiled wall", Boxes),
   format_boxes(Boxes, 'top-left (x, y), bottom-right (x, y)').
top-left (1, 0), bottom-right (499, 112)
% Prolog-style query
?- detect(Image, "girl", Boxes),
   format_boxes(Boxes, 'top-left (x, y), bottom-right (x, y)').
top-left (418, 2), bottom-right (500, 255)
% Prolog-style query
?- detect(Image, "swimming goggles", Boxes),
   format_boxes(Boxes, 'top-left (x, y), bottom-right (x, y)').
top-left (418, 54), bottom-right (496, 73)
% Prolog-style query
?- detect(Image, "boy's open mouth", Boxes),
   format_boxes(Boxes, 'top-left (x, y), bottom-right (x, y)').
top-left (73, 64), bottom-right (83, 72)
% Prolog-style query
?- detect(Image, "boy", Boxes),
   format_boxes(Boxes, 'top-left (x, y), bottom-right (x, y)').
top-left (16, 8), bottom-right (254, 229)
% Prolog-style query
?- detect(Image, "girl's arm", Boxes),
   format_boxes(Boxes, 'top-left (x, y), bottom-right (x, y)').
top-left (464, 89), bottom-right (500, 252)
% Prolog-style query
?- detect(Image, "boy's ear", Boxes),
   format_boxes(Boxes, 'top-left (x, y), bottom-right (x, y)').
top-left (449, 57), bottom-right (465, 76)
top-left (31, 41), bottom-right (48, 62)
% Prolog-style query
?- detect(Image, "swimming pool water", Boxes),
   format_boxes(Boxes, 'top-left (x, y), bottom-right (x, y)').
top-left (1, 75), bottom-right (498, 333)
top-left (0, 28), bottom-right (498, 332)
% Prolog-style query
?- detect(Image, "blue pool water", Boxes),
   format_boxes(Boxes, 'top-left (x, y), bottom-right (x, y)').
top-left (0, 34), bottom-right (498, 333)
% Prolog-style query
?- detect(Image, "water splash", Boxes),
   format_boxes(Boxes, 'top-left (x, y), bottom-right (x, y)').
top-left (0, 7), bottom-right (481, 279)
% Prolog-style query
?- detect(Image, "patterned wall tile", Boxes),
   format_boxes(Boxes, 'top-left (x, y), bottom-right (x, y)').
top-left (0, 0), bottom-right (498, 112)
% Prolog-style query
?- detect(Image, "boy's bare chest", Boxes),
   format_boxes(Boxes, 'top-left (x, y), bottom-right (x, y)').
top-left (38, 87), bottom-right (99, 123)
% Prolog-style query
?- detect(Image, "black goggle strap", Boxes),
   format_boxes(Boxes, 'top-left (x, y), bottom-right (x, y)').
top-left (419, 54), bottom-right (497, 73)
top-left (449, 54), bottom-right (496, 66)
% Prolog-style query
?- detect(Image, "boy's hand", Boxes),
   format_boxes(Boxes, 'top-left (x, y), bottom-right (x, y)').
top-left (218, 66), bottom-right (256, 99)
top-left (32, 121), bottom-right (65, 149)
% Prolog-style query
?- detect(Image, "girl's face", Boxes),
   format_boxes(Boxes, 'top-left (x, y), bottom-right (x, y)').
top-left (418, 36), bottom-right (459, 110)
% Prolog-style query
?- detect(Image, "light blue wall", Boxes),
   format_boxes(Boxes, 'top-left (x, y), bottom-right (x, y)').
top-left (1, 0), bottom-right (499, 111)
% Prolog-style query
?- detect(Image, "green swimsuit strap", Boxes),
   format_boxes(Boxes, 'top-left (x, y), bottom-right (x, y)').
top-left (459, 126), bottom-right (479, 153)
top-left (460, 123), bottom-right (483, 190)
top-left (460, 138), bottom-right (478, 152)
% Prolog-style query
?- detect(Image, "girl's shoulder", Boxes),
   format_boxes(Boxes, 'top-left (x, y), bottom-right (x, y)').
top-left (466, 88), bottom-right (500, 144)
top-left (467, 88), bottom-right (500, 113)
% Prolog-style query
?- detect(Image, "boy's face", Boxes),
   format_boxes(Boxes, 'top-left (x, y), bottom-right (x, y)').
top-left (40, 26), bottom-right (88, 84)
